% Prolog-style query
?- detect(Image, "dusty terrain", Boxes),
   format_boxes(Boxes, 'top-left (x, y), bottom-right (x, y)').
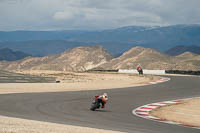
top-left (0, 70), bottom-right (158, 94)
top-left (0, 115), bottom-right (120, 133)
top-left (151, 98), bottom-right (200, 127)
top-left (0, 70), bottom-right (159, 133)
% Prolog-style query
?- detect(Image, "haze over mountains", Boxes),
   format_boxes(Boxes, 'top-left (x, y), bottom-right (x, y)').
top-left (1, 24), bottom-right (200, 57)
top-left (0, 46), bottom-right (200, 71)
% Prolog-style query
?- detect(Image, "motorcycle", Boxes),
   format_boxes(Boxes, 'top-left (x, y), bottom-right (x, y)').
top-left (90, 99), bottom-right (101, 111)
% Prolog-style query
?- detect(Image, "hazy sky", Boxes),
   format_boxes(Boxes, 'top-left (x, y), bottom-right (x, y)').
top-left (0, 0), bottom-right (200, 31)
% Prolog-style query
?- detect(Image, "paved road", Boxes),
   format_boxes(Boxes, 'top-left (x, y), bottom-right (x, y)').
top-left (0, 76), bottom-right (199, 133)
top-left (0, 70), bottom-right (55, 83)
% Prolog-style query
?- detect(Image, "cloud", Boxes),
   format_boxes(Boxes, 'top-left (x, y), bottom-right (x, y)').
top-left (0, 0), bottom-right (200, 30)
top-left (54, 11), bottom-right (74, 20)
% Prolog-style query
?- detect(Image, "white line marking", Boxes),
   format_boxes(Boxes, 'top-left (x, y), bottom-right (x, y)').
top-left (132, 98), bottom-right (200, 129)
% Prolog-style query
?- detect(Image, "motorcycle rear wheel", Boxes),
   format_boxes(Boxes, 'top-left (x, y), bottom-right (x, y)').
top-left (90, 102), bottom-right (99, 111)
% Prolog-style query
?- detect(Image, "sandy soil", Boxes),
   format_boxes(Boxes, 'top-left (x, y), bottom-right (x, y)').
top-left (1, 70), bottom-right (159, 94)
top-left (0, 115), bottom-right (121, 133)
top-left (0, 70), bottom-right (160, 133)
top-left (151, 98), bottom-right (200, 127)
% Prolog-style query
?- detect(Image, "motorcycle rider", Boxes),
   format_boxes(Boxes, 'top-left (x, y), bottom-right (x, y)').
top-left (95, 93), bottom-right (108, 108)
top-left (137, 64), bottom-right (143, 75)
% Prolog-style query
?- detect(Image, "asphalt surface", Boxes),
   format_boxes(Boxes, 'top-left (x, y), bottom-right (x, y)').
top-left (0, 76), bottom-right (200, 133)
top-left (0, 70), bottom-right (55, 83)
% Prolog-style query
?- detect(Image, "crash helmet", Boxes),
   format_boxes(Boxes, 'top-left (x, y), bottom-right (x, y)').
top-left (103, 93), bottom-right (108, 99)
top-left (103, 92), bottom-right (108, 97)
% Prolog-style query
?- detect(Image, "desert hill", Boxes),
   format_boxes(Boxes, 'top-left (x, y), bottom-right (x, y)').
top-left (0, 46), bottom-right (113, 71)
top-left (0, 46), bottom-right (200, 72)
top-left (98, 47), bottom-right (200, 70)
top-left (176, 52), bottom-right (198, 59)
top-left (166, 45), bottom-right (200, 56)
top-left (98, 46), bottom-right (171, 69)
top-left (176, 52), bottom-right (200, 67)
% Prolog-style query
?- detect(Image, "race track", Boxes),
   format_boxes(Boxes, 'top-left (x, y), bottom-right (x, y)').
top-left (0, 76), bottom-right (199, 133)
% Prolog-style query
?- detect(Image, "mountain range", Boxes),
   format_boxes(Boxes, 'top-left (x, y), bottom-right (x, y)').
top-left (1, 24), bottom-right (200, 57)
top-left (165, 45), bottom-right (200, 56)
top-left (0, 48), bottom-right (31, 61)
top-left (0, 46), bottom-right (113, 71)
top-left (0, 46), bottom-right (199, 71)
top-left (99, 46), bottom-right (200, 70)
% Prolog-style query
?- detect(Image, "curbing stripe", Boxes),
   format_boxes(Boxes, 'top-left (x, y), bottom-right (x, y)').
top-left (147, 77), bottom-right (170, 85)
top-left (132, 99), bottom-right (200, 129)
top-left (148, 104), bottom-right (160, 107)
top-left (133, 78), bottom-right (200, 129)
top-left (135, 110), bottom-right (149, 113)
top-left (140, 107), bottom-right (153, 110)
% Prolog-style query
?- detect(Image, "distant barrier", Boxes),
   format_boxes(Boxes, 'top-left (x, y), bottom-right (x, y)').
top-left (118, 69), bottom-right (138, 74)
top-left (86, 69), bottom-right (119, 72)
top-left (87, 69), bottom-right (200, 75)
top-left (119, 69), bottom-right (165, 75)
top-left (165, 70), bottom-right (200, 75)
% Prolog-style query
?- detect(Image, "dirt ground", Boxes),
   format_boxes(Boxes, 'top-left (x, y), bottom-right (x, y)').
top-left (151, 98), bottom-right (200, 127)
top-left (0, 115), bottom-right (121, 133)
top-left (0, 70), bottom-right (159, 133)
top-left (0, 70), bottom-right (159, 94)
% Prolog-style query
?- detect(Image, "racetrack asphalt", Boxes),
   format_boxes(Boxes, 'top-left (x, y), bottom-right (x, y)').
top-left (0, 76), bottom-right (199, 133)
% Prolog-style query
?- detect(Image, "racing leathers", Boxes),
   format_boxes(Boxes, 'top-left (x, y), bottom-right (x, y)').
top-left (95, 94), bottom-right (108, 108)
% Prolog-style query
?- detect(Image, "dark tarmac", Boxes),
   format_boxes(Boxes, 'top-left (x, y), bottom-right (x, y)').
top-left (0, 76), bottom-right (199, 133)
top-left (0, 70), bottom-right (55, 83)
